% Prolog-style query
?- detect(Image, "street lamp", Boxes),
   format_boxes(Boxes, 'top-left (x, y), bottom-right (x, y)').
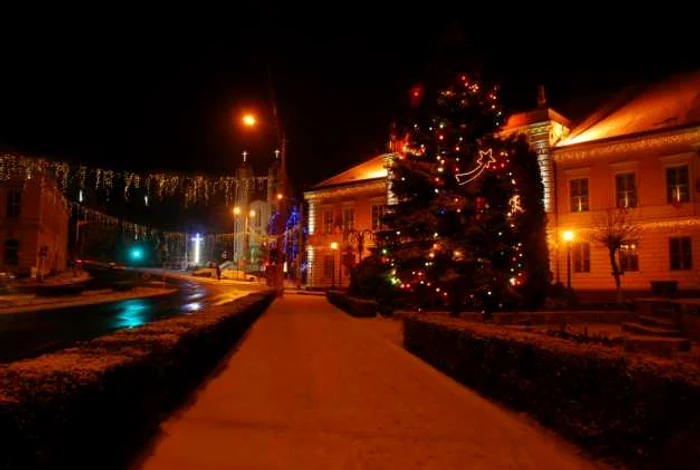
top-left (330, 242), bottom-right (338, 289)
top-left (242, 113), bottom-right (257, 127)
top-left (238, 111), bottom-right (288, 296)
top-left (562, 230), bottom-right (575, 289)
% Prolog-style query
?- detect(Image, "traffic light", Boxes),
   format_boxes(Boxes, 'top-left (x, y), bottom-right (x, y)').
top-left (130, 247), bottom-right (144, 261)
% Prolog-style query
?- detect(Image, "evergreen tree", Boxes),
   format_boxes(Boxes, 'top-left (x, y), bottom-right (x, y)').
top-left (509, 135), bottom-right (550, 309)
top-left (379, 73), bottom-right (549, 315)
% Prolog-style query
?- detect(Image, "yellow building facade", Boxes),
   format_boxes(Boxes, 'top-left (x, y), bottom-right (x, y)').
top-left (304, 71), bottom-right (700, 293)
top-left (550, 71), bottom-right (700, 294)
top-left (304, 155), bottom-right (391, 288)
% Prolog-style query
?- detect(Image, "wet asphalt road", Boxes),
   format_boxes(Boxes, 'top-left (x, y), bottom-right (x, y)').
top-left (0, 278), bottom-right (262, 363)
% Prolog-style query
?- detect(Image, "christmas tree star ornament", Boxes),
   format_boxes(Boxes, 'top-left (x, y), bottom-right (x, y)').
top-left (455, 148), bottom-right (496, 185)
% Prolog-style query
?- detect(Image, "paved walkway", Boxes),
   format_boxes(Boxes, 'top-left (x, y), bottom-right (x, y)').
top-left (137, 296), bottom-right (601, 469)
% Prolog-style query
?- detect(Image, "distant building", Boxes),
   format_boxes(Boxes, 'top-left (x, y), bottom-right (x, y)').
top-left (303, 154), bottom-right (391, 287)
top-left (0, 174), bottom-right (70, 276)
top-left (547, 70), bottom-right (700, 293)
top-left (304, 70), bottom-right (700, 293)
top-left (225, 151), bottom-right (279, 272)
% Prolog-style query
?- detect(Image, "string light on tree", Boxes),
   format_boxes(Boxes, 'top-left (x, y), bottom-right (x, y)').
top-left (377, 71), bottom-right (550, 316)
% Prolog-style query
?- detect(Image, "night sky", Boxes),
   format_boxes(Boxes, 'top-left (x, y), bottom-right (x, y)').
top-left (1, 10), bottom-right (697, 197)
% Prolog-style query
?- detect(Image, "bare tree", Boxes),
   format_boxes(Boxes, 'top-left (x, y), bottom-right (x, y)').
top-left (344, 228), bottom-right (374, 262)
top-left (591, 208), bottom-right (641, 303)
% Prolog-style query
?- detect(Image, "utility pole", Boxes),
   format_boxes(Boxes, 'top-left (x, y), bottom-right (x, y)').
top-left (268, 63), bottom-right (286, 296)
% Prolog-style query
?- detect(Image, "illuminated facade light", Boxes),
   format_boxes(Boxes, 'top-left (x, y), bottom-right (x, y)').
top-left (192, 233), bottom-right (203, 265)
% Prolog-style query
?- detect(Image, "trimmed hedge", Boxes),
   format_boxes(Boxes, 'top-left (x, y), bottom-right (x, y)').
top-left (397, 309), bottom-right (636, 325)
top-left (326, 291), bottom-right (377, 317)
top-left (0, 291), bottom-right (274, 470)
top-left (35, 282), bottom-right (86, 297)
top-left (403, 315), bottom-right (700, 468)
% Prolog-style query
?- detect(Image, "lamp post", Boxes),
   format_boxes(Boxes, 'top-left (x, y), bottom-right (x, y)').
top-left (232, 206), bottom-right (240, 275)
top-left (245, 209), bottom-right (255, 275)
top-left (562, 230), bottom-right (575, 289)
top-left (330, 242), bottom-right (338, 289)
top-left (240, 111), bottom-right (288, 296)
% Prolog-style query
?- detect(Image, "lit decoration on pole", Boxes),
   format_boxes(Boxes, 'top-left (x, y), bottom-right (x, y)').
top-left (192, 233), bottom-right (203, 266)
top-left (455, 148), bottom-right (496, 185)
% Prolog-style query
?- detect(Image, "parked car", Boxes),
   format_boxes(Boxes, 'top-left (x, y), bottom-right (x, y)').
top-left (191, 263), bottom-right (259, 282)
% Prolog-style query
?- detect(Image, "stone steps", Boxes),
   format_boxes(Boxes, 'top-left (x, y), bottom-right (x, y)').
top-left (637, 315), bottom-right (678, 329)
top-left (621, 322), bottom-right (682, 337)
top-left (624, 335), bottom-right (692, 356)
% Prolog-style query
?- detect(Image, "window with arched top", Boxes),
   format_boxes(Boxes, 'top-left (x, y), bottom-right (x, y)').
top-left (4, 239), bottom-right (19, 265)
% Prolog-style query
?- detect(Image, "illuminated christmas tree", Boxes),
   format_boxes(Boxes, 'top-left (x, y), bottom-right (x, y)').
top-left (380, 74), bottom-right (548, 315)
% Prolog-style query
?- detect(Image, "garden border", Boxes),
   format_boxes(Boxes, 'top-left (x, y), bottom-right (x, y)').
top-left (326, 290), bottom-right (377, 317)
top-left (403, 314), bottom-right (700, 468)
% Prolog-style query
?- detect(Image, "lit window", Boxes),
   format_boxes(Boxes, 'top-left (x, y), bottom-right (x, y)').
top-left (666, 166), bottom-right (690, 204)
top-left (619, 242), bottom-right (639, 272)
top-left (669, 237), bottom-right (692, 271)
top-left (342, 209), bottom-right (354, 232)
top-left (323, 211), bottom-right (333, 234)
top-left (371, 205), bottom-right (386, 231)
top-left (569, 178), bottom-right (589, 212)
top-left (572, 242), bottom-right (590, 273)
top-left (615, 173), bottom-right (637, 208)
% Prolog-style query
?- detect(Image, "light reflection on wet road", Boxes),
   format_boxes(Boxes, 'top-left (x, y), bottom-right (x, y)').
top-left (0, 280), bottom-right (260, 363)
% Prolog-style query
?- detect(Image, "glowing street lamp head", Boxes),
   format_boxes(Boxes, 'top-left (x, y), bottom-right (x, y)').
top-left (330, 242), bottom-right (339, 250)
top-left (242, 114), bottom-right (257, 127)
top-left (233, 206), bottom-right (241, 215)
top-left (249, 209), bottom-right (256, 217)
top-left (562, 230), bottom-right (575, 242)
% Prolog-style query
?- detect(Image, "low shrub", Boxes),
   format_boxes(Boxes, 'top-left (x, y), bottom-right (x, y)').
top-left (35, 283), bottom-right (86, 297)
top-left (545, 325), bottom-right (624, 347)
top-left (0, 291), bottom-right (274, 470)
top-left (110, 280), bottom-right (137, 291)
top-left (327, 291), bottom-right (377, 318)
top-left (403, 315), bottom-right (700, 468)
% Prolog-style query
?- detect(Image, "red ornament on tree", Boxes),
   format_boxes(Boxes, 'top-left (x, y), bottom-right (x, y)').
top-left (410, 85), bottom-right (423, 108)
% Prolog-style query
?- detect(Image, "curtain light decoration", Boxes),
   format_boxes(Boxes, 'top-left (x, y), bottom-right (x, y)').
top-left (0, 153), bottom-right (271, 207)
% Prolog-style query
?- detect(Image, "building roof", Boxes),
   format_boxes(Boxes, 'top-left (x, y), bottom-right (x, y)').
top-left (558, 69), bottom-right (700, 146)
top-left (502, 107), bottom-right (570, 131)
top-left (310, 154), bottom-right (391, 190)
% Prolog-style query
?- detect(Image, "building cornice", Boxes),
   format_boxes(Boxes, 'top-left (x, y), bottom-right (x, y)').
top-left (304, 178), bottom-right (386, 201)
top-left (500, 121), bottom-right (551, 137)
top-left (553, 125), bottom-right (700, 162)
